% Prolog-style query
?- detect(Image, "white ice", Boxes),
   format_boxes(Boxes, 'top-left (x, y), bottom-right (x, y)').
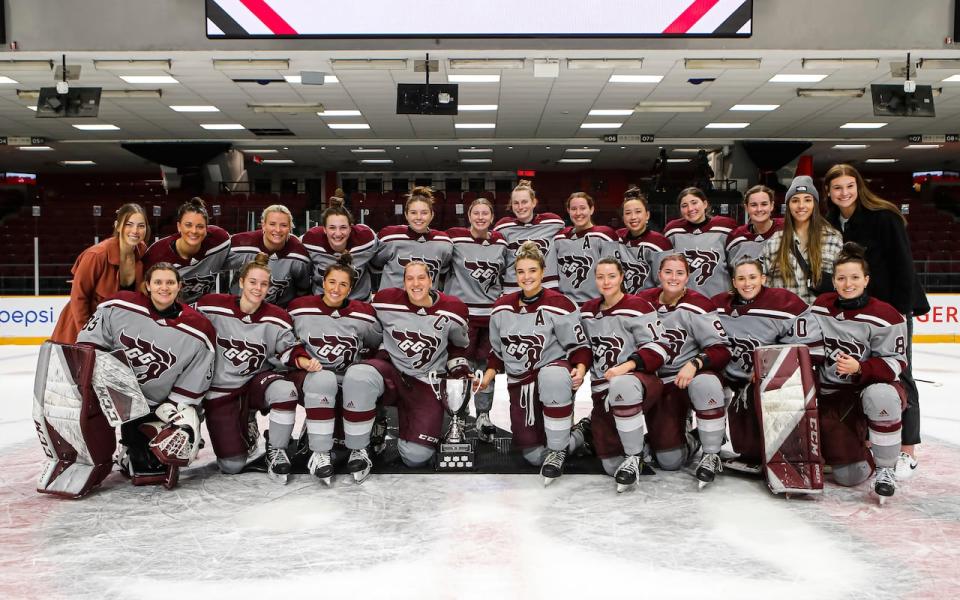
top-left (1, 345), bottom-right (959, 600)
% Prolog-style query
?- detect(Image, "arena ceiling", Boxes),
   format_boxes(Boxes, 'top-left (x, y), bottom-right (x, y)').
top-left (2, 49), bottom-right (960, 175)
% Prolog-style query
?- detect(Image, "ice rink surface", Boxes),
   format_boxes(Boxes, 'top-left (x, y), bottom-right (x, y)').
top-left (1, 345), bottom-right (958, 600)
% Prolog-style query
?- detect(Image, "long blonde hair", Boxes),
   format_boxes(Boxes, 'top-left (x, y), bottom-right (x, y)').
top-left (823, 163), bottom-right (907, 226)
top-left (775, 193), bottom-right (836, 288)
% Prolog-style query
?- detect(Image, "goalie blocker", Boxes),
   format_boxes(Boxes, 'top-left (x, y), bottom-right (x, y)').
top-left (752, 344), bottom-right (824, 495)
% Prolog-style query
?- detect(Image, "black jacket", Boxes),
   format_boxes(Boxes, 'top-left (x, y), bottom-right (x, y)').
top-left (827, 205), bottom-right (923, 315)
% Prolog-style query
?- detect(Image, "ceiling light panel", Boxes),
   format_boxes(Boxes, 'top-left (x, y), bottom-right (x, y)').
top-left (213, 59), bottom-right (290, 70)
top-left (95, 59), bottom-right (172, 71)
top-left (284, 75), bottom-right (339, 83)
top-left (170, 105), bottom-right (220, 112)
top-left (119, 75), bottom-right (178, 84)
top-left (730, 104), bottom-right (779, 111)
top-left (840, 122), bottom-right (887, 129)
top-left (330, 59), bottom-right (408, 70)
top-left (449, 59), bottom-right (524, 70)
top-left (328, 123), bottom-right (371, 129)
top-left (801, 58), bottom-right (879, 69)
top-left (685, 58), bottom-right (761, 69)
top-left (458, 105), bottom-right (498, 111)
top-left (200, 123), bottom-right (245, 130)
top-left (317, 110), bottom-right (362, 117)
top-left (580, 123), bottom-right (623, 129)
top-left (705, 122), bottom-right (750, 129)
top-left (454, 123), bottom-right (496, 129)
top-left (448, 75), bottom-right (500, 83)
top-left (589, 109), bottom-right (634, 116)
top-left (609, 75), bottom-right (663, 83)
top-left (770, 74), bottom-right (827, 83)
top-left (567, 59), bottom-right (644, 70)
top-left (72, 124), bottom-right (120, 131)
top-left (634, 101), bottom-right (710, 112)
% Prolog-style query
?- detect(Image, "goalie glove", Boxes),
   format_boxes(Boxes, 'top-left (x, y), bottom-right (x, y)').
top-left (148, 403), bottom-right (202, 467)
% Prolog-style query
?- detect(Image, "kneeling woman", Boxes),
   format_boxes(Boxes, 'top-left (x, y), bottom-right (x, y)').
top-left (812, 243), bottom-right (908, 503)
top-left (581, 258), bottom-right (672, 492)
top-left (638, 254), bottom-right (731, 487)
top-left (286, 255), bottom-right (383, 484)
top-left (342, 261), bottom-right (471, 477)
top-left (711, 258), bottom-right (822, 470)
top-left (479, 241), bottom-right (592, 485)
top-left (77, 262), bottom-right (216, 486)
top-left (195, 254), bottom-right (311, 483)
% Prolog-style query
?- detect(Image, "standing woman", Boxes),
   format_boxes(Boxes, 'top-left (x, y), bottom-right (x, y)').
top-left (553, 192), bottom-right (619, 304)
top-left (372, 186), bottom-right (452, 290)
top-left (638, 254), bottom-right (731, 487)
top-left (478, 242), bottom-right (592, 485)
top-left (301, 203), bottom-right (379, 300)
top-left (711, 258), bottom-right (822, 470)
top-left (195, 253), bottom-right (311, 483)
top-left (493, 179), bottom-right (564, 293)
top-left (824, 164), bottom-right (923, 479)
top-left (761, 176), bottom-right (843, 304)
top-left (811, 243), bottom-right (908, 504)
top-left (51, 203), bottom-right (149, 344)
top-left (663, 187), bottom-right (737, 298)
top-left (444, 197), bottom-right (510, 442)
top-left (287, 255), bottom-right (383, 485)
top-left (581, 258), bottom-right (672, 492)
top-left (226, 204), bottom-right (311, 308)
top-left (142, 197), bottom-right (230, 304)
top-left (615, 187), bottom-right (673, 294)
top-left (726, 185), bottom-right (783, 267)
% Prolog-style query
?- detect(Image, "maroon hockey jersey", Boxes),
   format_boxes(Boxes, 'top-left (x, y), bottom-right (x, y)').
top-left (142, 225), bottom-right (231, 304)
top-left (225, 231), bottom-right (312, 307)
top-left (287, 296), bottom-right (382, 374)
top-left (301, 224), bottom-right (378, 300)
top-left (615, 227), bottom-right (673, 294)
top-left (493, 213), bottom-right (564, 292)
top-left (372, 226), bottom-right (453, 291)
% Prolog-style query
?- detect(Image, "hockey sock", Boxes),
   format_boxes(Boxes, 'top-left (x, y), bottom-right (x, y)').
top-left (305, 406), bottom-right (335, 452)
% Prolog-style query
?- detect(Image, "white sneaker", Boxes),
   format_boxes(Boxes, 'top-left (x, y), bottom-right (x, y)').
top-left (894, 452), bottom-right (918, 480)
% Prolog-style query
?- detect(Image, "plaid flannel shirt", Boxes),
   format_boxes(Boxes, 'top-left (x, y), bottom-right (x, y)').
top-left (761, 227), bottom-right (843, 304)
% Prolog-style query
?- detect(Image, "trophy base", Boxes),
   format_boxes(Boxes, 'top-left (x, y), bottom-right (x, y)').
top-left (436, 441), bottom-right (476, 471)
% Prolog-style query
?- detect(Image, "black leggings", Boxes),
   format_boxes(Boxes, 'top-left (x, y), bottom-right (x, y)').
top-left (900, 315), bottom-right (921, 446)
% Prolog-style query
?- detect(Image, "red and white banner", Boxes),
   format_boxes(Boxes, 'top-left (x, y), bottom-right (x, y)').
top-left (914, 294), bottom-right (960, 342)
top-left (206, 0), bottom-right (753, 38)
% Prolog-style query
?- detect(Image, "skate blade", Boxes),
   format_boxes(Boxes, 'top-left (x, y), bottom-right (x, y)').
top-left (616, 482), bottom-right (636, 493)
top-left (267, 472), bottom-right (289, 485)
top-left (352, 471), bottom-right (371, 484)
top-left (698, 480), bottom-right (709, 491)
top-left (542, 476), bottom-right (557, 487)
top-left (318, 476), bottom-right (333, 487)
top-left (878, 495), bottom-right (887, 506)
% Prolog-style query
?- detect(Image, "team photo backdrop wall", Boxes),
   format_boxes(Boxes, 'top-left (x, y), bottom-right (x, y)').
top-left (1, 294), bottom-right (957, 343)
top-left (206, 0), bottom-right (753, 37)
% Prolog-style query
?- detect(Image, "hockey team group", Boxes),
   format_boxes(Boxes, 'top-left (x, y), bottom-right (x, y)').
top-left (34, 164), bottom-right (919, 506)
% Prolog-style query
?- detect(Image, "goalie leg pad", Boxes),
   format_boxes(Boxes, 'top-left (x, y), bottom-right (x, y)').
top-left (34, 342), bottom-right (117, 499)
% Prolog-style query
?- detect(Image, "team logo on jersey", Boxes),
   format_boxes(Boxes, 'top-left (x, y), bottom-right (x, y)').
top-left (267, 279), bottom-right (290, 302)
top-left (463, 259), bottom-right (500, 294)
top-left (216, 338), bottom-right (266, 376)
top-left (824, 337), bottom-right (868, 369)
top-left (391, 329), bottom-right (441, 369)
top-left (179, 273), bottom-right (217, 299)
top-left (81, 312), bottom-right (101, 333)
top-left (619, 257), bottom-right (650, 293)
top-left (590, 335), bottom-right (624, 373)
top-left (398, 256), bottom-right (443, 281)
top-left (683, 249), bottom-right (721, 286)
top-left (502, 334), bottom-right (545, 369)
top-left (557, 254), bottom-right (592, 288)
top-left (730, 337), bottom-right (761, 372)
top-left (309, 335), bottom-right (361, 368)
top-left (660, 328), bottom-right (688, 360)
top-left (508, 238), bottom-right (550, 256)
top-left (118, 330), bottom-right (177, 384)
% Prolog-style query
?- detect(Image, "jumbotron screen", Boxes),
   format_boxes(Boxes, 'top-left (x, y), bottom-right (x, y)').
top-left (206, 0), bottom-right (752, 38)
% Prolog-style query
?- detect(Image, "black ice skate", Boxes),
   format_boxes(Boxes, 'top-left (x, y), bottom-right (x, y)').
top-left (308, 451), bottom-right (334, 486)
top-left (540, 449), bottom-right (567, 486)
top-left (348, 447), bottom-right (373, 484)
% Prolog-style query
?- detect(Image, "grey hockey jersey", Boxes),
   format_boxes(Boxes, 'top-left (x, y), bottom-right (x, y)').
top-left (637, 288), bottom-right (731, 381)
top-left (371, 288), bottom-right (470, 383)
top-left (615, 227), bottom-right (673, 294)
top-left (663, 216), bottom-right (737, 297)
top-left (194, 294), bottom-right (304, 398)
top-left (812, 293), bottom-right (908, 389)
top-left (142, 225), bottom-right (231, 304)
top-left (371, 226), bottom-right (453, 291)
top-left (488, 289), bottom-right (592, 380)
top-left (493, 213), bottom-right (564, 293)
top-left (580, 294), bottom-right (673, 393)
top-left (553, 225), bottom-right (620, 304)
top-left (712, 286), bottom-right (823, 382)
top-left (287, 296), bottom-right (382, 374)
top-left (301, 224), bottom-right (379, 300)
top-left (725, 219), bottom-right (783, 268)
top-left (443, 227), bottom-right (510, 325)
top-left (77, 291), bottom-right (215, 407)
top-left (225, 231), bottom-right (312, 308)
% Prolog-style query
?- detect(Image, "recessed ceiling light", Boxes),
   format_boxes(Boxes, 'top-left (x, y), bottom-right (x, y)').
top-left (558, 158), bottom-right (592, 163)
top-left (119, 75), bottom-right (178, 84)
top-left (18, 146), bottom-right (54, 151)
top-left (705, 122), bottom-right (750, 129)
top-left (0, 76), bottom-right (20, 84)
top-left (59, 160), bottom-right (96, 166)
top-left (609, 75), bottom-right (663, 83)
top-left (943, 74), bottom-right (960, 82)
top-left (317, 110), bottom-right (362, 117)
top-left (360, 159), bottom-right (394, 164)
top-left (72, 124), bottom-right (120, 131)
top-left (241, 149), bottom-right (279, 153)
top-left (454, 123), bottom-right (496, 129)
top-left (801, 58), bottom-right (879, 69)
top-left (94, 59), bottom-right (172, 71)
top-left (796, 88), bottom-right (866, 98)
top-left (449, 59), bottom-right (524, 70)
top-left (730, 104), bottom-right (780, 111)
top-left (448, 75), bottom-right (500, 83)
top-left (170, 105), bottom-right (219, 112)
top-left (284, 74), bottom-right (339, 84)
top-left (458, 148), bottom-right (493, 153)
top-left (458, 105), bottom-right (498, 111)
top-left (840, 122), bottom-right (887, 129)
top-left (672, 148), bottom-right (707, 153)
top-left (200, 123), bottom-right (245, 130)
top-left (589, 109), bottom-right (634, 116)
top-left (684, 58), bottom-right (761, 70)
top-left (832, 144), bottom-right (869, 149)
top-left (351, 148), bottom-right (387, 153)
top-left (667, 158), bottom-right (691, 163)
top-left (905, 144), bottom-right (941, 149)
top-left (328, 123), bottom-right (371, 129)
top-left (261, 159), bottom-right (295, 164)
top-left (634, 101), bottom-right (710, 112)
top-left (213, 59), bottom-right (290, 70)
top-left (770, 74), bottom-right (827, 83)
top-left (460, 158), bottom-right (493, 163)
top-left (566, 148), bottom-right (601, 153)
top-left (580, 122), bottom-right (623, 129)
top-left (865, 158), bottom-right (898, 163)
